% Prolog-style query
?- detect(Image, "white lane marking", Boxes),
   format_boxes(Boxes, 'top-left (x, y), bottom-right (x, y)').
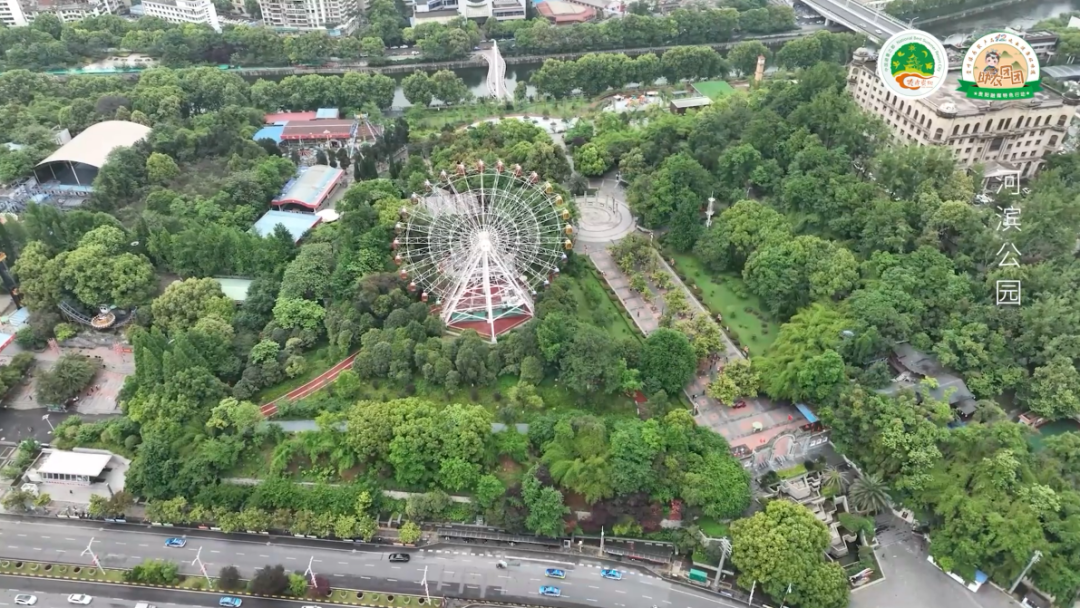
top-left (466, 585), bottom-right (479, 589)
top-left (499, 576), bottom-right (512, 579)
top-left (16, 535), bottom-right (25, 538)
top-left (334, 574), bottom-right (344, 578)
top-left (445, 571), bottom-right (455, 575)
top-left (32, 548), bottom-right (41, 552)
top-left (588, 586), bottom-right (599, 589)
top-left (361, 577), bottom-right (371, 580)
top-left (391, 566), bottom-right (401, 570)
top-left (259, 555), bottom-right (270, 558)
top-left (586, 600), bottom-right (597, 603)
top-left (339, 562), bottom-right (349, 565)
top-left (6, 546), bottom-right (17, 549)
top-left (313, 560), bottom-right (322, 563)
top-left (387, 579), bottom-right (397, 582)
top-left (364, 564), bottom-right (374, 568)
top-left (236, 553), bottom-right (244, 556)
top-left (286, 557), bottom-right (296, 560)
top-left (211, 551), bottom-right (220, 554)
top-left (139, 544), bottom-right (149, 548)
top-left (65, 538), bottom-right (76, 541)
top-left (529, 578), bottom-right (540, 582)
top-left (662, 602), bottom-right (672, 605)
top-left (643, 596), bottom-right (653, 599)
top-left (115, 543), bottom-right (126, 546)
top-left (615, 590), bottom-right (626, 594)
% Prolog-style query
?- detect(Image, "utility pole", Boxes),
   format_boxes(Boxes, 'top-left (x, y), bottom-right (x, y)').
top-left (304, 556), bottom-right (318, 587)
top-left (1009, 550), bottom-right (1042, 594)
top-left (192, 547), bottom-right (213, 588)
top-left (747, 581), bottom-right (756, 607)
top-left (80, 538), bottom-right (103, 575)
top-left (711, 538), bottom-right (732, 591)
top-left (600, 527), bottom-right (605, 554)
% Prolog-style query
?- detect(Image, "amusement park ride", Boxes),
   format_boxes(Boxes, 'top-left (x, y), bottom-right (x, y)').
top-left (392, 160), bottom-right (573, 343)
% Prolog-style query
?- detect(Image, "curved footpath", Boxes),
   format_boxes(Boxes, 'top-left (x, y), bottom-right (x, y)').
top-left (259, 353), bottom-right (357, 417)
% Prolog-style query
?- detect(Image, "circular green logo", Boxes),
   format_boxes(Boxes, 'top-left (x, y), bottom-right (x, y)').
top-left (890, 42), bottom-right (936, 79)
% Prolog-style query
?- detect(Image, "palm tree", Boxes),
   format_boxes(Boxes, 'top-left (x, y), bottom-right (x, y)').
top-left (821, 466), bottom-right (850, 495)
top-left (848, 473), bottom-right (891, 513)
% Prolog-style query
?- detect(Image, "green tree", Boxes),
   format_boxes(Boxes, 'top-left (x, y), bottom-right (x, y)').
top-left (640, 328), bottom-right (697, 396)
top-left (521, 466), bottom-right (569, 537)
top-left (152, 277), bottom-right (234, 332)
top-left (848, 473), bottom-right (891, 514)
top-left (680, 452), bottom-right (751, 519)
top-left (146, 152), bottom-right (180, 185)
top-left (706, 358), bottom-right (760, 405)
top-left (730, 500), bottom-right (849, 608)
top-left (218, 566), bottom-right (242, 591)
top-left (475, 474), bottom-right (506, 509)
top-left (399, 521), bottom-right (423, 544)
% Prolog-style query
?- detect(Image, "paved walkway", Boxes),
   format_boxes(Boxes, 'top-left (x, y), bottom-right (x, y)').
top-left (259, 352), bottom-right (358, 416)
top-left (576, 177), bottom-right (803, 451)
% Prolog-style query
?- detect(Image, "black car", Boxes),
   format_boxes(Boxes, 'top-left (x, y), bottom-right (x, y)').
top-left (388, 553), bottom-right (410, 563)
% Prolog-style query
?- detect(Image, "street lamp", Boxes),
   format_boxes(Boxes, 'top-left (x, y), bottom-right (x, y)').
top-left (42, 414), bottom-right (54, 434)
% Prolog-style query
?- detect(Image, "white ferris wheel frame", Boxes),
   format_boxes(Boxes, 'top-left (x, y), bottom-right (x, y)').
top-left (396, 161), bottom-right (572, 343)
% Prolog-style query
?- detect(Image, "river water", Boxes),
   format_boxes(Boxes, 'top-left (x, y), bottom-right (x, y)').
top-left (313, 0), bottom-right (1080, 107)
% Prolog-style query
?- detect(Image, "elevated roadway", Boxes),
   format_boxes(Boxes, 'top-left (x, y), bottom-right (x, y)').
top-left (799, 0), bottom-right (908, 42)
top-left (0, 521), bottom-right (743, 608)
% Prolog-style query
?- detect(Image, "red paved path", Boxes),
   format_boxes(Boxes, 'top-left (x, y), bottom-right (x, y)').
top-left (259, 353), bottom-right (358, 417)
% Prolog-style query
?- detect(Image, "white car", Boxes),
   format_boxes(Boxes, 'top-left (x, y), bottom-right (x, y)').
top-left (14, 596), bottom-right (37, 606)
top-left (68, 595), bottom-right (93, 605)
top-left (302, 605), bottom-right (322, 608)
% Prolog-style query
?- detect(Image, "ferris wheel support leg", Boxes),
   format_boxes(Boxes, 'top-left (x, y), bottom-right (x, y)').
top-left (481, 250), bottom-right (497, 344)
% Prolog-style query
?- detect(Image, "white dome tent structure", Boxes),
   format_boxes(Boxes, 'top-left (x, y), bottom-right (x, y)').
top-left (394, 160), bottom-right (572, 343)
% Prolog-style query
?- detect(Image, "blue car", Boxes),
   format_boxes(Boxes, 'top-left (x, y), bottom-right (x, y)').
top-left (218, 598), bottom-right (242, 608)
top-left (538, 586), bottom-right (561, 597)
top-left (545, 568), bottom-right (566, 579)
top-left (600, 568), bottom-right (622, 580)
top-left (164, 538), bottom-right (186, 548)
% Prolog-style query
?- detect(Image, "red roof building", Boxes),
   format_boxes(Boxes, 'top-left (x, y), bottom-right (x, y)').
top-left (264, 111), bottom-right (318, 124)
top-left (536, 0), bottom-right (596, 23)
top-left (280, 119), bottom-right (358, 141)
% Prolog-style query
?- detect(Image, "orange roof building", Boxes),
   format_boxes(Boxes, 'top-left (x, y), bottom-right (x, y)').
top-left (535, 0), bottom-right (595, 24)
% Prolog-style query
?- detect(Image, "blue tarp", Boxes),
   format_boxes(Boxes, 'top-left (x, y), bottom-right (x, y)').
top-left (315, 108), bottom-right (340, 119)
top-left (8, 307), bottom-right (30, 328)
top-left (974, 571), bottom-right (988, 584)
top-left (253, 125), bottom-right (284, 144)
top-left (795, 403), bottom-right (818, 424)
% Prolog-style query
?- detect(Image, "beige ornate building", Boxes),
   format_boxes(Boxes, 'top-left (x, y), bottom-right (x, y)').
top-left (847, 49), bottom-right (1079, 179)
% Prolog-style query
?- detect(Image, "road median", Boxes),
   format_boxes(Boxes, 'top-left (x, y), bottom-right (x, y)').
top-left (0, 559), bottom-right (442, 608)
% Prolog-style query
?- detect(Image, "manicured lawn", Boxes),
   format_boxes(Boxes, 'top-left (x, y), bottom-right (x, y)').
top-left (569, 269), bottom-right (642, 343)
top-left (254, 344), bottom-right (334, 403)
top-left (671, 254), bottom-right (779, 355)
top-left (406, 98), bottom-right (587, 135)
top-left (696, 518), bottom-right (729, 539)
top-left (692, 80), bottom-right (736, 99)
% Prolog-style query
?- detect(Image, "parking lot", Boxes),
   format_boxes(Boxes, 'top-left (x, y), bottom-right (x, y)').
top-left (853, 522), bottom-right (1020, 608)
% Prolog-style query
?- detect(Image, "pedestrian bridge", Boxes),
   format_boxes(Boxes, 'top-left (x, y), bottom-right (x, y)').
top-left (483, 40), bottom-right (510, 101)
top-left (800, 0), bottom-right (907, 43)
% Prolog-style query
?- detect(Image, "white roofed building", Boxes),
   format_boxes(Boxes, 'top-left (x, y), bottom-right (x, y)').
top-left (27, 450), bottom-right (114, 486)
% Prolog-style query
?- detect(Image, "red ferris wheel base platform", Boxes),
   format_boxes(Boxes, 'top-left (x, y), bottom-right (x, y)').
top-left (447, 313), bottom-right (532, 339)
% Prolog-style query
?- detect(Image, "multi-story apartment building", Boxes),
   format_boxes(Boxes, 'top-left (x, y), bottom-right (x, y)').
top-left (257, 0), bottom-right (359, 31)
top-left (411, 0), bottom-right (523, 25)
top-left (139, 0), bottom-right (221, 30)
top-left (0, 0), bottom-right (28, 26)
top-left (847, 49), bottom-right (1079, 179)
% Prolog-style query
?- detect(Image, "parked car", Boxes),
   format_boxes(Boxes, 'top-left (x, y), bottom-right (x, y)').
top-left (388, 553), bottom-right (411, 563)
top-left (14, 595), bottom-right (37, 606)
top-left (600, 568), bottom-right (623, 580)
top-left (164, 538), bottom-right (186, 548)
top-left (67, 595), bottom-right (93, 605)
top-left (545, 568), bottom-right (566, 579)
top-left (218, 598), bottom-right (242, 607)
top-left (539, 586), bottom-right (561, 597)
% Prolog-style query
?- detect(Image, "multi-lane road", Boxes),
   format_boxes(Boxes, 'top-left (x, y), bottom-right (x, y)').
top-left (0, 521), bottom-right (741, 608)
top-left (799, 0), bottom-right (905, 41)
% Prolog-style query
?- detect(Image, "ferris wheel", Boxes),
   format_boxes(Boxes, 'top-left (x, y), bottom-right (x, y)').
top-left (392, 160), bottom-right (573, 343)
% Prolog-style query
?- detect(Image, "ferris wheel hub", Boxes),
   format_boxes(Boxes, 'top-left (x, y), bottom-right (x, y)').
top-left (477, 230), bottom-right (493, 252)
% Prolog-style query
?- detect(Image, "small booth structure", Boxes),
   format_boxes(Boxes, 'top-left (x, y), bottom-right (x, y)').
top-left (253, 210), bottom-right (322, 243)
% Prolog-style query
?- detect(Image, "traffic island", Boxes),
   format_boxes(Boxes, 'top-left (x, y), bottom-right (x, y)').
top-left (0, 559), bottom-right (441, 607)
